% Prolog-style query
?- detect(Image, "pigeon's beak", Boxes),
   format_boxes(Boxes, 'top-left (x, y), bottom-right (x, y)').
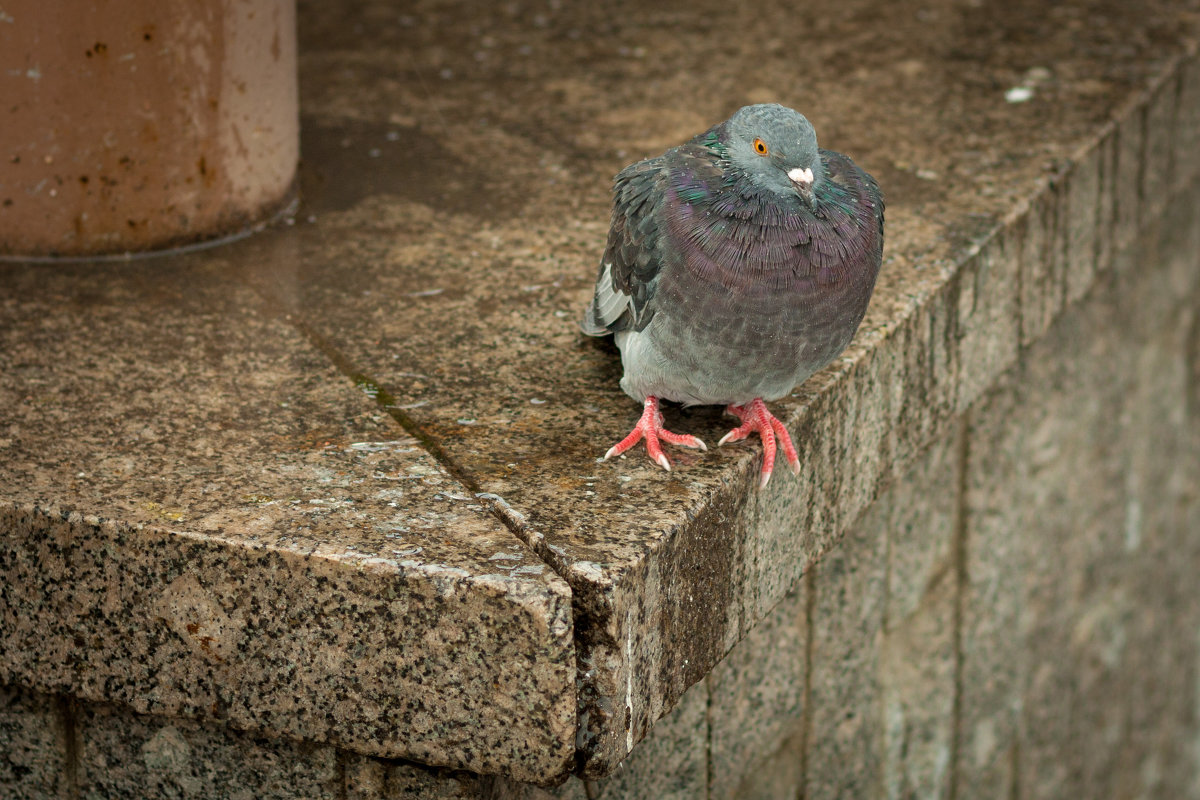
top-left (788, 167), bottom-right (815, 204)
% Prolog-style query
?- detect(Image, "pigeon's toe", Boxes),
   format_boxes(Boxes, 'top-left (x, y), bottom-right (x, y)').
top-left (719, 399), bottom-right (799, 489)
top-left (602, 396), bottom-right (706, 471)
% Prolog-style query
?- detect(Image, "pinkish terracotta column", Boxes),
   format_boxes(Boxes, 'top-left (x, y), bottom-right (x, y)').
top-left (0, 0), bottom-right (298, 258)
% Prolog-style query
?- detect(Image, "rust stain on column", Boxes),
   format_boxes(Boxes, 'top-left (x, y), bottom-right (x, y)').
top-left (0, 0), bottom-right (299, 258)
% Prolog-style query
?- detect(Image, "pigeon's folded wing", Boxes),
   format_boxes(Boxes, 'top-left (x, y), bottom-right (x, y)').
top-left (581, 157), bottom-right (666, 335)
top-left (581, 142), bottom-right (726, 336)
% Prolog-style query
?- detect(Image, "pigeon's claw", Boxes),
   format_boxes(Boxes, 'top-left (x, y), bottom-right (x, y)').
top-left (719, 399), bottom-right (800, 488)
top-left (603, 396), bottom-right (706, 471)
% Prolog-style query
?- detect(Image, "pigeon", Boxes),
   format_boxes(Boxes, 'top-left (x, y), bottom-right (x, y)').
top-left (581, 103), bottom-right (884, 488)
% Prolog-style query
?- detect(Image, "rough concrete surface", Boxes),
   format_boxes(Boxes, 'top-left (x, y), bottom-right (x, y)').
top-left (2, 0), bottom-right (1200, 793)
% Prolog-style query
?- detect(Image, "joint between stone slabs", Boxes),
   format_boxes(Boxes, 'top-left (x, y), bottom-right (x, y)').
top-left (799, 570), bottom-right (817, 797)
top-left (272, 313), bottom-right (587, 621)
top-left (58, 694), bottom-right (81, 798)
top-left (703, 669), bottom-right (716, 800)
top-left (286, 317), bottom-right (483, 495)
top-left (949, 415), bottom-right (971, 800)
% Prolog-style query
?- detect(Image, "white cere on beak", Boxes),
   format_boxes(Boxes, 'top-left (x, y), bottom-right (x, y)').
top-left (788, 167), bottom-right (814, 186)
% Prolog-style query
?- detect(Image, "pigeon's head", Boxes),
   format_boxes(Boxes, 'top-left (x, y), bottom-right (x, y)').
top-left (724, 104), bottom-right (824, 205)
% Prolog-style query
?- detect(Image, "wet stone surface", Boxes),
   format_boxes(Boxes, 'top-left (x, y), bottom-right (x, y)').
top-left (2, 0), bottom-right (1199, 786)
top-left (285, 0), bottom-right (1200, 775)
top-left (0, 261), bottom-right (574, 783)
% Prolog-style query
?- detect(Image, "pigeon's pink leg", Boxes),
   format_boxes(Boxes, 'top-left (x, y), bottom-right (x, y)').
top-left (604, 396), bottom-right (707, 471)
top-left (718, 398), bottom-right (801, 488)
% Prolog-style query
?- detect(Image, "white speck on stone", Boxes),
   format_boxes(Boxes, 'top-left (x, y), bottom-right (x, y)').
top-left (1005, 86), bottom-right (1034, 103)
top-left (916, 168), bottom-right (939, 181)
top-left (530, 397), bottom-right (547, 405)
top-left (407, 287), bottom-right (444, 297)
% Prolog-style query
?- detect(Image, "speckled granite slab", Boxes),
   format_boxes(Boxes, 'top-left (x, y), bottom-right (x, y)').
top-left (3, 0), bottom-right (1199, 784)
top-left (274, 0), bottom-right (1200, 775)
top-left (0, 261), bottom-right (574, 784)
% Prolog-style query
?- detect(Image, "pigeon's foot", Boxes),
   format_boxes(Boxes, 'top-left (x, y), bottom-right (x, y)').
top-left (718, 398), bottom-right (801, 489)
top-left (603, 396), bottom-right (707, 471)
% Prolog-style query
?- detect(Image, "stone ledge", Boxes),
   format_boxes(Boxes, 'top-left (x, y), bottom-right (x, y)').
top-left (2, 0), bottom-right (1199, 786)
top-left (270, 3), bottom-right (1200, 774)
top-left (0, 268), bottom-right (574, 784)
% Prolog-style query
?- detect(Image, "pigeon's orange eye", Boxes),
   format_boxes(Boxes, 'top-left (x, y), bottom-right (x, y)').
top-left (753, 138), bottom-right (769, 156)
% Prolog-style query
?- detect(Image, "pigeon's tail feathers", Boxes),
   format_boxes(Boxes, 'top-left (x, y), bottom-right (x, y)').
top-left (580, 300), bottom-right (609, 336)
top-left (581, 261), bottom-right (631, 336)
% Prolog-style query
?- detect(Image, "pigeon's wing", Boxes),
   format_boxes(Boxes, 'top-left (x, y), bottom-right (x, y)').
top-left (581, 140), bottom-right (724, 336)
top-left (580, 157), bottom-right (668, 335)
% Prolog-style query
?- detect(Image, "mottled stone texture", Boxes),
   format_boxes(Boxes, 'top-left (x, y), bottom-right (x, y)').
top-left (276, 0), bottom-right (1200, 777)
top-left (76, 704), bottom-right (341, 800)
top-left (0, 262), bottom-right (575, 783)
top-left (0, 686), bottom-right (71, 800)
top-left (3, 0), bottom-right (1200, 796)
top-left (499, 162), bottom-right (1199, 797)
